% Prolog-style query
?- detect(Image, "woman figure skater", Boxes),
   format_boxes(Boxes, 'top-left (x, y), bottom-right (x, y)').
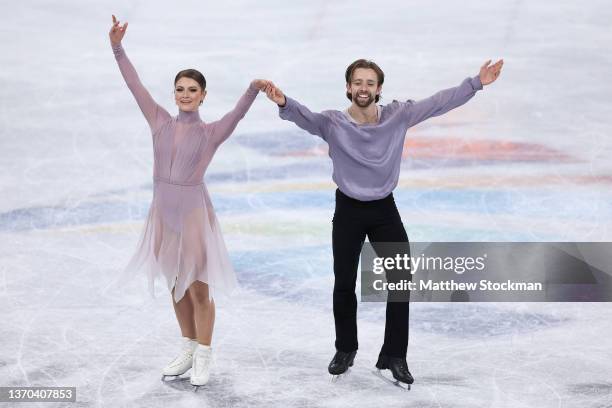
top-left (109, 15), bottom-right (269, 386)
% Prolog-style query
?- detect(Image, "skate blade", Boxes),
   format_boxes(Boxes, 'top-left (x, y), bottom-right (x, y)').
top-left (372, 369), bottom-right (411, 391)
top-left (191, 383), bottom-right (208, 392)
top-left (161, 374), bottom-right (189, 383)
top-left (330, 368), bottom-right (351, 383)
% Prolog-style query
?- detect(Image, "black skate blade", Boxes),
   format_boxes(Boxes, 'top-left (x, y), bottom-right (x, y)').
top-left (330, 368), bottom-right (351, 383)
top-left (372, 369), bottom-right (411, 391)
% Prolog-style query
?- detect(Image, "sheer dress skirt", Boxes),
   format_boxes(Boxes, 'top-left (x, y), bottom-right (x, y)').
top-left (124, 177), bottom-right (237, 303)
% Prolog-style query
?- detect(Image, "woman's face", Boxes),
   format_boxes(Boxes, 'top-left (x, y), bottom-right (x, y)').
top-left (174, 77), bottom-right (206, 112)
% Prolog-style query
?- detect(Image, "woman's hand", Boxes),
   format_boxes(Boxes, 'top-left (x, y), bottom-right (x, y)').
top-left (251, 79), bottom-right (271, 90)
top-left (263, 82), bottom-right (286, 107)
top-left (479, 59), bottom-right (504, 86)
top-left (109, 14), bottom-right (128, 46)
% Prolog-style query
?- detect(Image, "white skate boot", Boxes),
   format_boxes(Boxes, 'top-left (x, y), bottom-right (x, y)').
top-left (190, 344), bottom-right (213, 388)
top-left (161, 336), bottom-right (198, 381)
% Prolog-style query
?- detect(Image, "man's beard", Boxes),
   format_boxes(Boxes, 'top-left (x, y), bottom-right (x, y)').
top-left (353, 91), bottom-right (375, 107)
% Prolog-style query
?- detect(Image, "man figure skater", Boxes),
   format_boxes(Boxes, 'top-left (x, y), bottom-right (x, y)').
top-left (263, 57), bottom-right (504, 385)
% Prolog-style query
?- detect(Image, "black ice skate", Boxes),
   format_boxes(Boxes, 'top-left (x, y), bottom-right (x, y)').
top-left (328, 350), bottom-right (356, 381)
top-left (374, 354), bottom-right (413, 390)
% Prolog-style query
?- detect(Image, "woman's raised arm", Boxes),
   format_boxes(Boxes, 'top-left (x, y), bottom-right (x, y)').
top-left (109, 15), bottom-right (169, 133)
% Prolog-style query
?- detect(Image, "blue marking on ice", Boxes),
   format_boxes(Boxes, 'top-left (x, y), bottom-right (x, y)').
top-left (1, 189), bottom-right (610, 231)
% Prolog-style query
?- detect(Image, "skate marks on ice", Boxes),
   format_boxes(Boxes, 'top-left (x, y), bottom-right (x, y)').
top-left (119, 368), bottom-right (244, 407)
top-left (567, 382), bottom-right (612, 407)
top-left (565, 383), bottom-right (612, 408)
top-left (370, 369), bottom-right (469, 392)
top-left (324, 364), bottom-right (474, 408)
top-left (418, 304), bottom-right (568, 338)
top-left (360, 303), bottom-right (569, 339)
top-left (569, 382), bottom-right (612, 395)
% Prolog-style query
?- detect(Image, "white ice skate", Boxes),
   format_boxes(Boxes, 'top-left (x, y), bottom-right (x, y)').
top-left (161, 336), bottom-right (198, 381)
top-left (190, 344), bottom-right (213, 389)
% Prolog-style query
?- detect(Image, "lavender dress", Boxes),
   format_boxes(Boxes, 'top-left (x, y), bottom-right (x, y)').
top-left (112, 43), bottom-right (258, 302)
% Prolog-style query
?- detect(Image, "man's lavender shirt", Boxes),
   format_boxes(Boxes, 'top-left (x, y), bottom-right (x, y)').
top-left (278, 76), bottom-right (483, 201)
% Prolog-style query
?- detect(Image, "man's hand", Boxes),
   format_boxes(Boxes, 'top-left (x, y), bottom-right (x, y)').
top-left (479, 59), bottom-right (504, 86)
top-left (263, 82), bottom-right (286, 107)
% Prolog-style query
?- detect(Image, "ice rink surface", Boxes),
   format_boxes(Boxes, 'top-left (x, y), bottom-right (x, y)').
top-left (1, 0), bottom-right (612, 406)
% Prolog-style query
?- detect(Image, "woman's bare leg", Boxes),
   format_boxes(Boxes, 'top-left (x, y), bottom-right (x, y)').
top-left (188, 281), bottom-right (215, 345)
top-left (171, 286), bottom-right (197, 339)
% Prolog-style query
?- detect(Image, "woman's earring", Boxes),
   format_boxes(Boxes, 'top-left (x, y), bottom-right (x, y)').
top-left (199, 100), bottom-right (203, 105)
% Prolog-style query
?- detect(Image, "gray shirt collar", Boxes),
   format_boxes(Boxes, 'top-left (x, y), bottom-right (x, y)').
top-left (343, 105), bottom-right (382, 125)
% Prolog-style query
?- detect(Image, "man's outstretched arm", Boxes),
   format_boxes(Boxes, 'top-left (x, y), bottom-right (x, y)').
top-left (405, 59), bottom-right (504, 127)
top-left (264, 83), bottom-right (331, 140)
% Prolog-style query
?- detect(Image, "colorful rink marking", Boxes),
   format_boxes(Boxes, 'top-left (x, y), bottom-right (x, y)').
top-left (401, 136), bottom-right (575, 162)
top-left (210, 173), bottom-right (612, 195)
top-left (267, 135), bottom-right (576, 163)
top-left (4, 186), bottom-right (611, 233)
top-left (1, 132), bottom-right (608, 233)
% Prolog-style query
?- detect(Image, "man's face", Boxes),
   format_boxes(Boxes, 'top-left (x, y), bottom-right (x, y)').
top-left (347, 68), bottom-right (381, 108)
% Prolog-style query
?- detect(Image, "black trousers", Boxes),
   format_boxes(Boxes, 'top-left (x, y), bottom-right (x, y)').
top-left (332, 188), bottom-right (410, 358)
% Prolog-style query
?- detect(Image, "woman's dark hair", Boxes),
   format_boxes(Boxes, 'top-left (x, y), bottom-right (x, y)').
top-left (345, 59), bottom-right (384, 102)
top-left (174, 69), bottom-right (206, 91)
